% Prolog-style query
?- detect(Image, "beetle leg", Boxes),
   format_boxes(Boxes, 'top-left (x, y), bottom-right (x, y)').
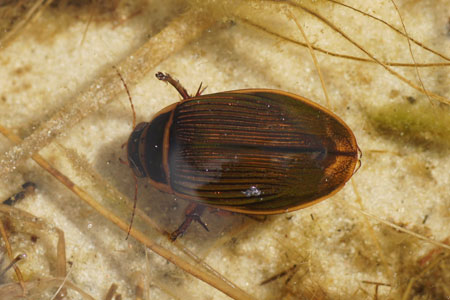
top-left (170, 204), bottom-right (208, 241)
top-left (193, 214), bottom-right (209, 232)
top-left (155, 72), bottom-right (191, 100)
top-left (195, 82), bottom-right (208, 96)
top-left (195, 82), bottom-right (203, 96)
top-left (118, 157), bottom-right (129, 166)
top-left (208, 207), bottom-right (233, 216)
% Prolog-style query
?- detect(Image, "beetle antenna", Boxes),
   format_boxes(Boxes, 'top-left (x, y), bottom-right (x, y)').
top-left (155, 72), bottom-right (191, 100)
top-left (113, 66), bottom-right (139, 239)
top-left (114, 66), bottom-right (136, 129)
top-left (125, 172), bottom-right (139, 240)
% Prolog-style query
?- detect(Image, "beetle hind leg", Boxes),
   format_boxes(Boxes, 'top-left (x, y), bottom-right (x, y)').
top-left (170, 203), bottom-right (208, 241)
top-left (195, 82), bottom-right (207, 96)
top-left (155, 72), bottom-right (191, 100)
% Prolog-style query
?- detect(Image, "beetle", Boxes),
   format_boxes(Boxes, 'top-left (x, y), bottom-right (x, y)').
top-left (127, 72), bottom-right (360, 240)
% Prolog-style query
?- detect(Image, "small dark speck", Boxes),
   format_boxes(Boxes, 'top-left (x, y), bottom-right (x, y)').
top-left (422, 214), bottom-right (429, 224)
top-left (30, 235), bottom-right (38, 243)
top-left (346, 106), bottom-right (350, 110)
top-left (406, 96), bottom-right (416, 104)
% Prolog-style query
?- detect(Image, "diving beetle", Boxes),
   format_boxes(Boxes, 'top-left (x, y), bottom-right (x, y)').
top-left (127, 72), bottom-right (360, 240)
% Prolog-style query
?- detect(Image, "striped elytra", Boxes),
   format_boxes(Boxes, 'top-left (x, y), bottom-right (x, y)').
top-left (127, 74), bottom-right (360, 216)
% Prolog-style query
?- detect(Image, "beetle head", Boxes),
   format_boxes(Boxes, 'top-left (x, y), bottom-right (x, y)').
top-left (127, 122), bottom-right (148, 178)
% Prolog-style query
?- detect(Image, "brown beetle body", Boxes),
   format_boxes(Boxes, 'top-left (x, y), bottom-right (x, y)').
top-left (128, 79), bottom-right (359, 215)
